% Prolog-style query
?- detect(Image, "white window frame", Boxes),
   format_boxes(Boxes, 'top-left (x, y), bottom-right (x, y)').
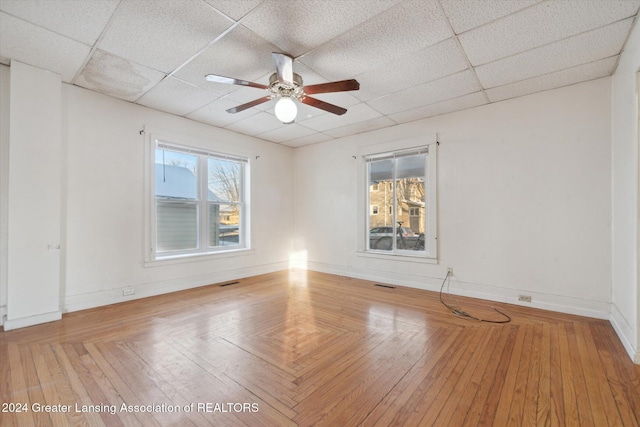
top-left (371, 205), bottom-right (379, 215)
top-left (145, 131), bottom-right (250, 262)
top-left (360, 144), bottom-right (437, 261)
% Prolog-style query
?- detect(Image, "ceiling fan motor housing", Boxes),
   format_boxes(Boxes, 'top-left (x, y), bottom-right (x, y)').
top-left (269, 72), bottom-right (304, 99)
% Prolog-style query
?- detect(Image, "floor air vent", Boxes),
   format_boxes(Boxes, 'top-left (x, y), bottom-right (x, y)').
top-left (220, 281), bottom-right (239, 287)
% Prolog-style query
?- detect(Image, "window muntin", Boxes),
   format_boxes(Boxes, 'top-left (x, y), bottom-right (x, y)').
top-left (153, 140), bottom-right (247, 258)
top-left (366, 148), bottom-right (429, 255)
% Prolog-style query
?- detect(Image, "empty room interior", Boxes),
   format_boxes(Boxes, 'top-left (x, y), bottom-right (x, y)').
top-left (1, 0), bottom-right (640, 425)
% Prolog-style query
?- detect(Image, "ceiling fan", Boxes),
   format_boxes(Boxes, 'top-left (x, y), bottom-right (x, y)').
top-left (205, 52), bottom-right (360, 123)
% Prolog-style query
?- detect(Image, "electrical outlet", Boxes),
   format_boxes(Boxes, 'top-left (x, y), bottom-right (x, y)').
top-left (518, 295), bottom-right (532, 302)
top-left (123, 288), bottom-right (135, 296)
top-left (447, 267), bottom-right (453, 275)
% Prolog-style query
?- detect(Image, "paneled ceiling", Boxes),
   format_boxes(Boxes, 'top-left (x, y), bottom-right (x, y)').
top-left (1, 0), bottom-right (638, 147)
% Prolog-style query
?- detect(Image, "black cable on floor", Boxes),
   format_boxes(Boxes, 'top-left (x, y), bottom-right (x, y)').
top-left (439, 271), bottom-right (511, 323)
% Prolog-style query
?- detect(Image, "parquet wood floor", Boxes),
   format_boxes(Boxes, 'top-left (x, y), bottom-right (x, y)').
top-left (1, 270), bottom-right (639, 426)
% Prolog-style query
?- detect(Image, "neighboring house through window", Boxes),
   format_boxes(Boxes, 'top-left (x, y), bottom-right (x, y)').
top-left (150, 138), bottom-right (248, 260)
top-left (365, 146), bottom-right (437, 258)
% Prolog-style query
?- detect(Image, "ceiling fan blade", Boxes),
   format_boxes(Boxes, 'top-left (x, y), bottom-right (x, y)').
top-left (300, 96), bottom-right (347, 115)
top-left (272, 52), bottom-right (294, 86)
top-left (226, 96), bottom-right (272, 114)
top-left (205, 74), bottom-right (268, 90)
top-left (303, 79), bottom-right (360, 95)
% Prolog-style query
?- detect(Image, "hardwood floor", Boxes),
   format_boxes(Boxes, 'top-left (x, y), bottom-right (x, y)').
top-left (1, 270), bottom-right (639, 426)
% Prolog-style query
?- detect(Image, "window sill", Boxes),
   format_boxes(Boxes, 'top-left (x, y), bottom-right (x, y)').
top-left (356, 250), bottom-right (438, 264)
top-left (145, 248), bottom-right (254, 267)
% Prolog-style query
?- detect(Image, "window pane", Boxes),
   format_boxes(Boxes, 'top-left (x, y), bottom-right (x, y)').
top-left (395, 154), bottom-right (425, 251)
top-left (156, 202), bottom-right (198, 252)
top-left (208, 158), bottom-right (241, 202)
top-left (209, 204), bottom-right (240, 247)
top-left (155, 149), bottom-right (198, 200)
top-left (369, 159), bottom-right (393, 250)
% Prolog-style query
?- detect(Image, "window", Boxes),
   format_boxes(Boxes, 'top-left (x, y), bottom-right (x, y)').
top-left (365, 146), bottom-right (436, 257)
top-left (151, 139), bottom-right (248, 259)
top-left (371, 205), bottom-right (379, 215)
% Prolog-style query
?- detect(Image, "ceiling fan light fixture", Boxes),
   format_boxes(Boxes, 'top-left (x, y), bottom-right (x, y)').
top-left (274, 96), bottom-right (297, 123)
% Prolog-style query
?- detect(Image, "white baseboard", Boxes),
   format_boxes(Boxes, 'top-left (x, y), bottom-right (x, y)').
top-left (3, 310), bottom-right (62, 331)
top-left (306, 261), bottom-right (611, 320)
top-left (61, 261), bottom-right (288, 314)
top-left (610, 303), bottom-right (640, 364)
top-left (0, 305), bottom-right (6, 327)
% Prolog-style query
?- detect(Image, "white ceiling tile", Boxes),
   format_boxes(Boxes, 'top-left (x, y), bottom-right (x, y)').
top-left (368, 69), bottom-right (481, 115)
top-left (324, 116), bottom-right (396, 139)
top-left (223, 86), bottom-right (274, 111)
top-left (439, 0), bottom-right (542, 34)
top-left (282, 132), bottom-right (334, 148)
top-left (173, 25), bottom-right (280, 92)
top-left (75, 50), bottom-right (166, 102)
top-left (225, 111), bottom-right (282, 136)
top-left (352, 38), bottom-right (469, 101)
top-left (388, 92), bottom-right (487, 123)
top-left (187, 97), bottom-right (259, 127)
top-left (286, 102), bottom-right (329, 122)
top-left (136, 77), bottom-right (220, 116)
top-left (240, 0), bottom-right (403, 57)
top-left (255, 123), bottom-right (316, 143)
top-left (459, 0), bottom-right (640, 66)
top-left (98, 0), bottom-right (234, 73)
top-left (310, 91), bottom-right (362, 109)
top-left (0, 12), bottom-right (91, 82)
top-left (475, 18), bottom-right (634, 88)
top-left (298, 103), bottom-right (382, 132)
top-left (299, 0), bottom-right (453, 81)
top-left (203, 0), bottom-right (263, 21)
top-left (0, 0), bottom-right (119, 45)
top-left (485, 57), bottom-right (617, 103)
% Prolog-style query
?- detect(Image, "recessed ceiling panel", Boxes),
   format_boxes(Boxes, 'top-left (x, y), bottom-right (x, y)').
top-left (388, 92), bottom-right (487, 124)
top-left (175, 25), bottom-right (277, 94)
top-left (324, 116), bottom-right (396, 139)
top-left (187, 97), bottom-right (259, 127)
top-left (439, 0), bottom-right (541, 34)
top-left (299, 0), bottom-right (453, 81)
top-left (98, 0), bottom-right (234, 73)
top-left (136, 77), bottom-right (220, 116)
top-left (174, 25), bottom-right (279, 92)
top-left (0, 12), bottom-right (90, 82)
top-left (76, 50), bottom-right (166, 102)
top-left (240, 0), bottom-right (402, 57)
top-left (203, 0), bottom-right (263, 21)
top-left (256, 123), bottom-right (316, 143)
top-left (284, 132), bottom-right (334, 148)
top-left (352, 38), bottom-right (469, 101)
top-left (368, 70), bottom-right (481, 115)
top-left (298, 103), bottom-right (383, 132)
top-left (475, 18), bottom-right (633, 88)
top-left (460, 0), bottom-right (640, 66)
top-left (0, 0), bottom-right (119, 45)
top-left (485, 56), bottom-right (617, 103)
top-left (225, 111), bottom-right (282, 136)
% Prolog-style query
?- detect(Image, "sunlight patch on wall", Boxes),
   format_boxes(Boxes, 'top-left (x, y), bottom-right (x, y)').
top-left (288, 249), bottom-right (308, 287)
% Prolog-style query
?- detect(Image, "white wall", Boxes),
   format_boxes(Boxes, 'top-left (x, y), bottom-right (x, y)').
top-left (58, 85), bottom-right (294, 312)
top-left (295, 78), bottom-right (612, 319)
top-left (0, 65), bottom-right (295, 323)
top-left (611, 19), bottom-right (640, 363)
top-left (5, 62), bottom-right (63, 330)
top-left (0, 64), bottom-right (9, 324)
